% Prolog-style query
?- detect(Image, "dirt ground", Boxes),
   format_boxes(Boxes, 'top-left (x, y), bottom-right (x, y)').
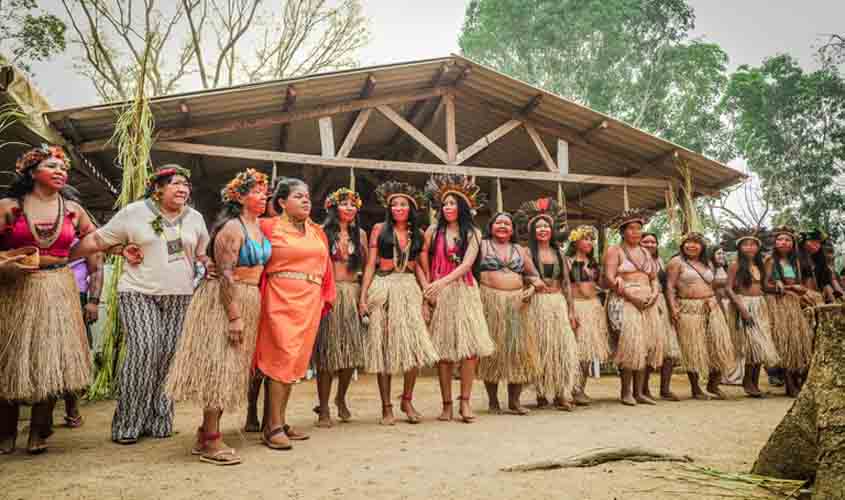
top-left (1, 374), bottom-right (791, 500)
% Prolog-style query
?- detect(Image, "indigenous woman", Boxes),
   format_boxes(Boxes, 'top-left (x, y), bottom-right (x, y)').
top-left (359, 181), bottom-right (438, 426)
top-left (312, 188), bottom-right (367, 427)
top-left (764, 227), bottom-right (813, 397)
top-left (72, 165), bottom-right (209, 444)
top-left (799, 229), bottom-right (834, 305)
top-left (164, 169), bottom-right (269, 465)
top-left (256, 177), bottom-right (335, 449)
top-left (723, 229), bottom-right (780, 398)
top-left (640, 232), bottom-right (681, 402)
top-left (565, 225), bottom-right (609, 405)
top-left (477, 212), bottom-right (546, 415)
top-left (666, 232), bottom-right (735, 400)
top-left (603, 209), bottom-right (663, 406)
top-left (516, 198), bottom-right (579, 411)
top-left (421, 175), bottom-right (493, 423)
top-left (0, 145), bottom-right (95, 454)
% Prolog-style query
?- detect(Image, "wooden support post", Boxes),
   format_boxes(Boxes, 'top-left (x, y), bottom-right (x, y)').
top-left (277, 85), bottom-right (297, 151)
top-left (319, 116), bottom-right (335, 158)
top-left (455, 119), bottom-right (522, 165)
top-left (337, 108), bottom-right (371, 158)
top-left (557, 139), bottom-right (569, 175)
top-left (445, 92), bottom-right (457, 164)
top-left (411, 98), bottom-right (447, 162)
top-left (377, 104), bottom-right (449, 164)
top-left (524, 123), bottom-right (557, 172)
top-left (496, 178), bottom-right (503, 212)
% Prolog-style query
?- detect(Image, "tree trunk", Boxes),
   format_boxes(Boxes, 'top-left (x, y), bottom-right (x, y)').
top-left (752, 304), bottom-right (845, 500)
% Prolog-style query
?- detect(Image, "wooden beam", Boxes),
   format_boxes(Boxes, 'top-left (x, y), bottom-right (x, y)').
top-left (521, 94), bottom-right (543, 116)
top-left (383, 64), bottom-right (451, 159)
top-left (455, 118), bottom-right (522, 165)
top-left (78, 87), bottom-right (449, 153)
top-left (151, 141), bottom-right (671, 187)
top-left (376, 104), bottom-right (449, 164)
top-left (337, 108), bottom-right (371, 158)
top-left (582, 120), bottom-right (608, 141)
top-left (277, 85), bottom-right (297, 151)
top-left (337, 75), bottom-right (375, 155)
top-left (411, 98), bottom-right (446, 162)
top-left (557, 139), bottom-right (569, 175)
top-left (524, 122), bottom-right (557, 172)
top-left (318, 116), bottom-right (335, 157)
top-left (445, 92), bottom-right (457, 163)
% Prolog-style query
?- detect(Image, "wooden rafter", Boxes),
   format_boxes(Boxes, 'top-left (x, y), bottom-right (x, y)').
top-left (520, 94), bottom-right (543, 116)
top-left (337, 75), bottom-right (375, 156)
top-left (582, 120), bottom-right (608, 142)
top-left (411, 98), bottom-right (447, 162)
top-left (445, 92), bottom-right (457, 163)
top-left (318, 116), bottom-right (335, 157)
top-left (383, 63), bottom-right (451, 159)
top-left (455, 119), bottom-right (522, 165)
top-left (78, 87), bottom-right (450, 153)
top-left (524, 122), bottom-right (557, 172)
top-left (277, 85), bottom-right (297, 151)
top-left (376, 104), bottom-right (449, 164)
top-left (337, 108), bottom-right (371, 158)
top-left (151, 141), bottom-right (672, 188)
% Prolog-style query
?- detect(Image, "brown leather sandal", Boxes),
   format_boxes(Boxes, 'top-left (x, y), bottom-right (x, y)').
top-left (262, 426), bottom-right (292, 450)
top-left (282, 424), bottom-right (310, 441)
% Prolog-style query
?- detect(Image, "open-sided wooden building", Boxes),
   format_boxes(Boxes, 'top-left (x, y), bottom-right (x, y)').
top-left (25, 55), bottom-right (743, 227)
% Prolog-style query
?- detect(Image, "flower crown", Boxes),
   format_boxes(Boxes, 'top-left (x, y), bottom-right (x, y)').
top-left (568, 225), bottom-right (598, 242)
top-left (324, 187), bottom-right (363, 210)
top-left (375, 180), bottom-right (425, 209)
top-left (222, 168), bottom-right (269, 203)
top-left (607, 208), bottom-right (653, 231)
top-left (15, 144), bottom-right (70, 174)
top-left (423, 174), bottom-right (487, 211)
top-left (144, 165), bottom-right (192, 198)
top-left (514, 197), bottom-right (567, 236)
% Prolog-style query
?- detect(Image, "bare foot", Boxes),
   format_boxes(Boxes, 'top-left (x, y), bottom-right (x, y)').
top-left (438, 401), bottom-right (453, 422)
top-left (707, 387), bottom-right (728, 400)
top-left (692, 391), bottom-right (711, 401)
top-left (26, 433), bottom-right (47, 455)
top-left (536, 396), bottom-right (550, 409)
top-left (660, 392), bottom-right (681, 402)
top-left (335, 398), bottom-right (352, 423)
top-left (380, 404), bottom-right (395, 426)
top-left (635, 395), bottom-right (657, 405)
top-left (573, 391), bottom-right (592, 406)
top-left (400, 399), bottom-right (422, 424)
top-left (488, 399), bottom-right (503, 415)
top-left (0, 434), bottom-right (15, 454)
top-left (458, 398), bottom-right (475, 423)
top-left (243, 413), bottom-right (261, 433)
top-left (553, 397), bottom-right (573, 412)
top-left (507, 401), bottom-right (530, 415)
top-left (621, 395), bottom-right (637, 406)
top-left (315, 411), bottom-right (333, 428)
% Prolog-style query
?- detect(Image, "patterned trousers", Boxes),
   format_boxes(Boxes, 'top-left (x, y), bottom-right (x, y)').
top-left (112, 293), bottom-right (191, 441)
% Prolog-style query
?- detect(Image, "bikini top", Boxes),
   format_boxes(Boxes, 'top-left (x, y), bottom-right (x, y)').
top-left (237, 219), bottom-right (271, 267)
top-left (679, 259), bottom-right (714, 286)
top-left (568, 259), bottom-right (597, 283)
top-left (617, 245), bottom-right (656, 275)
top-left (540, 261), bottom-right (561, 281)
top-left (1, 199), bottom-right (77, 257)
top-left (330, 231), bottom-right (357, 262)
top-left (478, 240), bottom-right (524, 273)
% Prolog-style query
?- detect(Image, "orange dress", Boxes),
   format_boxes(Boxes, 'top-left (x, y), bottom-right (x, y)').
top-left (255, 216), bottom-right (335, 383)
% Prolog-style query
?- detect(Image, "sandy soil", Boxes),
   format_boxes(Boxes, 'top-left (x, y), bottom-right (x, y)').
top-left (1, 374), bottom-right (791, 500)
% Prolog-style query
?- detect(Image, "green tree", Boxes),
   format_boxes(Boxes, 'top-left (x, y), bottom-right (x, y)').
top-left (458, 0), bottom-right (730, 158)
top-left (721, 54), bottom-right (845, 237)
top-left (0, 0), bottom-right (67, 73)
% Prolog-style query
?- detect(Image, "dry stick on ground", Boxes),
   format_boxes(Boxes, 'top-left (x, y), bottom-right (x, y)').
top-left (501, 447), bottom-right (694, 472)
top-left (752, 304), bottom-right (845, 500)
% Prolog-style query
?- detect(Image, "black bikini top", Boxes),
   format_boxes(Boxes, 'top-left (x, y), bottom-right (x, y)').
top-left (569, 260), bottom-right (596, 283)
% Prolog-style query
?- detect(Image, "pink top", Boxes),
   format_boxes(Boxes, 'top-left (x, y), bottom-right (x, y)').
top-left (1, 207), bottom-right (77, 258)
top-left (431, 230), bottom-right (474, 285)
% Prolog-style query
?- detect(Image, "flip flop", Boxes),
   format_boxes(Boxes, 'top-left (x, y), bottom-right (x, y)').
top-left (114, 437), bottom-right (139, 445)
top-left (200, 448), bottom-right (242, 466)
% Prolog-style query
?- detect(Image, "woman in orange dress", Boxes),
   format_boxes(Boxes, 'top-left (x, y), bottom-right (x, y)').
top-left (255, 177), bottom-right (335, 450)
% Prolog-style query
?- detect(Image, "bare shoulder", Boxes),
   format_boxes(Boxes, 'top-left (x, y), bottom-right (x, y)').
top-left (667, 255), bottom-right (683, 269)
top-left (0, 197), bottom-right (19, 212)
top-left (370, 223), bottom-right (384, 238)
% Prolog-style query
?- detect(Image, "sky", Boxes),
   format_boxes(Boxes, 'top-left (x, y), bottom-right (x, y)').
top-left (29, 0), bottom-right (845, 110)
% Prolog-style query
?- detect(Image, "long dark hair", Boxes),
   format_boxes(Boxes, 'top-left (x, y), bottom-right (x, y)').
top-left (378, 196), bottom-right (423, 259)
top-left (429, 194), bottom-right (478, 259)
top-left (680, 238), bottom-right (710, 264)
top-left (736, 240), bottom-right (766, 289)
top-left (323, 204), bottom-right (364, 271)
top-left (208, 201), bottom-right (243, 263)
top-left (565, 235), bottom-right (598, 273)
top-left (800, 244), bottom-right (833, 289)
top-left (484, 212), bottom-right (518, 243)
top-left (527, 216), bottom-right (564, 279)
top-left (771, 239), bottom-right (802, 282)
top-left (271, 177), bottom-right (308, 215)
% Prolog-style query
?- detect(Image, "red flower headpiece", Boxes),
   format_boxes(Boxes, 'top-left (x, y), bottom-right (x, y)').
top-left (15, 144), bottom-right (70, 174)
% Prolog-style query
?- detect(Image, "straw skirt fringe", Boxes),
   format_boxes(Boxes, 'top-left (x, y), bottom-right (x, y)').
top-left (727, 296), bottom-right (780, 367)
top-left (528, 293), bottom-right (579, 398)
top-left (676, 298), bottom-right (736, 375)
top-left (655, 294), bottom-right (682, 362)
top-left (766, 293), bottom-right (813, 371)
top-left (0, 267), bottom-right (90, 402)
top-left (611, 286), bottom-right (664, 370)
top-left (429, 281), bottom-right (494, 362)
top-left (165, 279), bottom-right (261, 410)
top-left (364, 273), bottom-right (439, 374)
top-left (312, 281), bottom-right (366, 372)
top-left (572, 297), bottom-right (610, 363)
top-left (478, 286), bottom-right (539, 383)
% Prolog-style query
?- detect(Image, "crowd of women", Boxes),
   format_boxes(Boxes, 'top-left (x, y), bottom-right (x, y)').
top-left (0, 144), bottom-right (839, 465)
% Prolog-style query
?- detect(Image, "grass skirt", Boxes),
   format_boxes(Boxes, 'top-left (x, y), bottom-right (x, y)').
top-left (676, 297), bottom-right (736, 375)
top-left (766, 293), bottom-right (813, 371)
top-left (610, 285), bottom-right (663, 370)
top-left (364, 273), bottom-right (439, 374)
top-left (312, 281), bottom-right (366, 372)
top-left (655, 294), bottom-right (682, 362)
top-left (528, 293), bottom-right (579, 398)
top-left (478, 286), bottom-right (539, 383)
top-left (572, 297), bottom-right (610, 363)
top-left (0, 267), bottom-right (90, 402)
top-left (165, 279), bottom-right (261, 410)
top-left (429, 281), bottom-right (495, 362)
top-left (727, 296), bottom-right (780, 367)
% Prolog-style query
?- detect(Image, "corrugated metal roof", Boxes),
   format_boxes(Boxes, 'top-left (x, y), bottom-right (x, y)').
top-left (44, 55), bottom-right (744, 219)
